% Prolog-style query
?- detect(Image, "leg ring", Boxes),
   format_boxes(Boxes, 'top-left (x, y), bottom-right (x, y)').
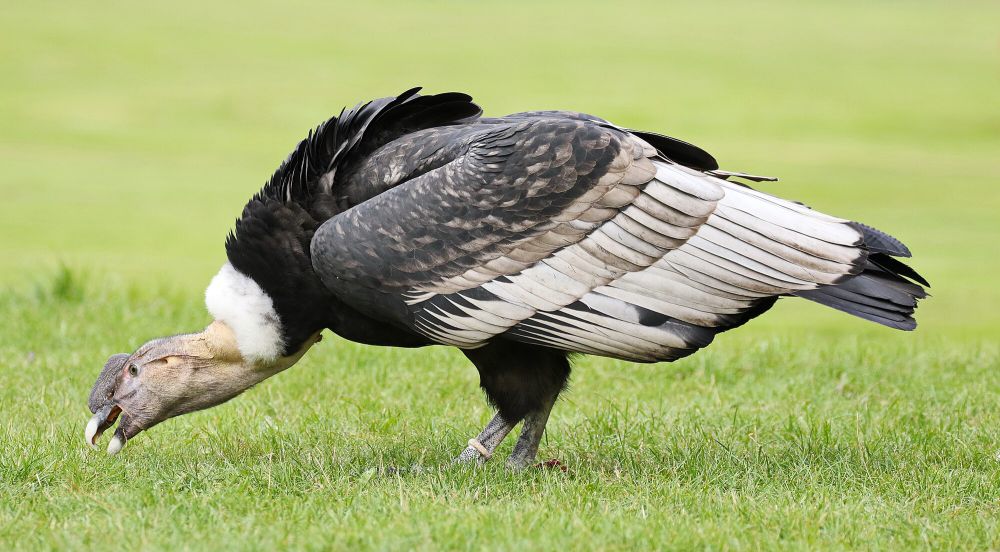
top-left (468, 438), bottom-right (492, 460)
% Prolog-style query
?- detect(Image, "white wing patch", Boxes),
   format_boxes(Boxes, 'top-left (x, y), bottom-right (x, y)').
top-left (409, 158), bottom-right (866, 362)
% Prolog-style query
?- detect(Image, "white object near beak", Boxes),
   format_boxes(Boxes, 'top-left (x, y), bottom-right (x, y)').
top-left (107, 435), bottom-right (124, 455)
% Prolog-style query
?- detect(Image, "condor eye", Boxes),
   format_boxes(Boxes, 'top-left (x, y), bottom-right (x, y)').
top-left (128, 364), bottom-right (139, 377)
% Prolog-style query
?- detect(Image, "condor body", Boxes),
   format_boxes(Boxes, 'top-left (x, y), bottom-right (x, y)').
top-left (86, 89), bottom-right (927, 466)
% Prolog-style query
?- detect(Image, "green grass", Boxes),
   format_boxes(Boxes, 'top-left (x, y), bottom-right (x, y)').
top-left (2, 0), bottom-right (999, 549)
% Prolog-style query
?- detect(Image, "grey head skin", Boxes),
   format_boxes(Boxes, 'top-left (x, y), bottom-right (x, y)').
top-left (85, 321), bottom-right (318, 454)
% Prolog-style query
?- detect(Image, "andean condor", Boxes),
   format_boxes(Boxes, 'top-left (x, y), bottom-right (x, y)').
top-left (86, 88), bottom-right (928, 467)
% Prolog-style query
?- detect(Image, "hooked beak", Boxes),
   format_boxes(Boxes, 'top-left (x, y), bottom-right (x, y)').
top-left (84, 403), bottom-right (126, 454)
top-left (86, 399), bottom-right (146, 455)
top-left (85, 352), bottom-right (131, 455)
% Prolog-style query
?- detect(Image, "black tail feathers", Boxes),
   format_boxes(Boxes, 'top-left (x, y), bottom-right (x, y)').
top-left (795, 224), bottom-right (928, 331)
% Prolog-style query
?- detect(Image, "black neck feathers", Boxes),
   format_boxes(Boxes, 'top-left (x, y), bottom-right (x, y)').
top-left (223, 88), bottom-right (483, 353)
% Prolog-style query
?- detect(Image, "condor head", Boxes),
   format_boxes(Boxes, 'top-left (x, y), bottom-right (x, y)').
top-left (85, 320), bottom-right (317, 454)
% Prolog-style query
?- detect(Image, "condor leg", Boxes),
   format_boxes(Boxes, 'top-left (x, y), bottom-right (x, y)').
top-left (454, 411), bottom-right (516, 464)
top-left (507, 392), bottom-right (557, 469)
top-left (461, 340), bottom-right (570, 467)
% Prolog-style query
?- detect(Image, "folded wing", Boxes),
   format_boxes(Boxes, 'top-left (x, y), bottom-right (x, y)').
top-left (313, 115), bottom-right (916, 363)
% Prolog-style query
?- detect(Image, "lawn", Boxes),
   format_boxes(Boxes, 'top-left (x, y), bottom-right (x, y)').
top-left (2, 1), bottom-right (998, 549)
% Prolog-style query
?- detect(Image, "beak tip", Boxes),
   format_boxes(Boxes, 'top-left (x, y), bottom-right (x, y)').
top-left (84, 416), bottom-right (100, 448)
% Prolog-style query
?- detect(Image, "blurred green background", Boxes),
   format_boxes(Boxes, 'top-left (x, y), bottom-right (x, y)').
top-left (2, 1), bottom-right (999, 549)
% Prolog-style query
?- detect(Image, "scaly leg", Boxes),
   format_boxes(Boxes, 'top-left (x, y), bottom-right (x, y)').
top-left (460, 340), bottom-right (570, 468)
top-left (507, 393), bottom-right (557, 469)
top-left (454, 411), bottom-right (516, 464)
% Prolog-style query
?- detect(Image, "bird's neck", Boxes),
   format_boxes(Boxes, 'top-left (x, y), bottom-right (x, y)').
top-left (218, 199), bottom-right (340, 357)
top-left (204, 261), bottom-right (339, 362)
top-left (205, 263), bottom-right (288, 363)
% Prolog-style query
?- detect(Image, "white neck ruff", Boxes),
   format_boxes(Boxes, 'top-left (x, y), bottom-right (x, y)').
top-left (204, 263), bottom-right (285, 363)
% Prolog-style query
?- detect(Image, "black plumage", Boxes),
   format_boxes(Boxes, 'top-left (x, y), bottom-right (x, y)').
top-left (221, 88), bottom-right (927, 465)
